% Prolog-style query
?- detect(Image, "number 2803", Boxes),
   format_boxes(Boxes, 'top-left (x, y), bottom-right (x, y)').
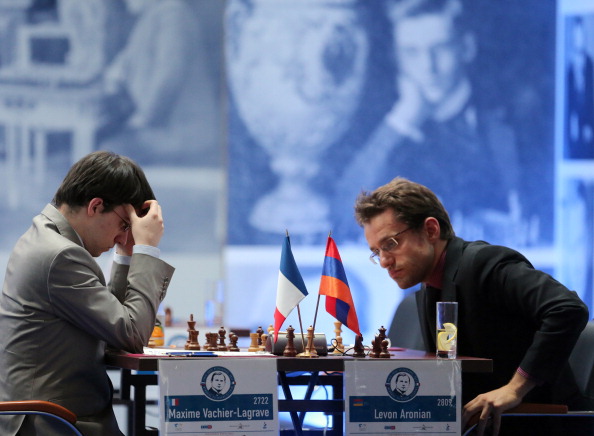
top-left (437, 398), bottom-right (453, 407)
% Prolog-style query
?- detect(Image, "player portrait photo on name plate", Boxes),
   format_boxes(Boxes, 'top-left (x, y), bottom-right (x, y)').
top-left (201, 366), bottom-right (235, 401)
top-left (387, 368), bottom-right (420, 402)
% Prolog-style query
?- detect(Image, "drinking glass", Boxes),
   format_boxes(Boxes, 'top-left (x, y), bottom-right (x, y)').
top-left (436, 302), bottom-right (458, 359)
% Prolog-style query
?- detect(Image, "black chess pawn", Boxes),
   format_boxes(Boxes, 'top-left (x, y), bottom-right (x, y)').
top-left (256, 326), bottom-right (264, 345)
top-left (283, 326), bottom-right (297, 357)
top-left (228, 332), bottom-right (240, 352)
top-left (353, 334), bottom-right (366, 358)
top-left (218, 326), bottom-right (228, 351)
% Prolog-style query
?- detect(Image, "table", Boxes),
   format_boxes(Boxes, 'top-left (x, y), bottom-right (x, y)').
top-left (105, 349), bottom-right (492, 436)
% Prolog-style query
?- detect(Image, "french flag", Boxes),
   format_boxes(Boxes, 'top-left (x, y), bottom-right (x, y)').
top-left (273, 234), bottom-right (308, 342)
top-left (170, 398), bottom-right (179, 406)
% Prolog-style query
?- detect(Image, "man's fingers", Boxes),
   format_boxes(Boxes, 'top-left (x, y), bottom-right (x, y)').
top-left (475, 404), bottom-right (494, 436)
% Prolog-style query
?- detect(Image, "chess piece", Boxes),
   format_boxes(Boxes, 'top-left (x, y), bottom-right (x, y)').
top-left (377, 326), bottom-right (387, 346)
top-left (333, 321), bottom-right (344, 355)
top-left (334, 336), bottom-right (345, 355)
top-left (185, 314), bottom-right (194, 347)
top-left (352, 334), bottom-right (366, 357)
top-left (379, 339), bottom-right (391, 358)
top-left (218, 326), bottom-right (228, 351)
top-left (371, 326), bottom-right (387, 358)
top-left (267, 324), bottom-right (274, 335)
top-left (370, 337), bottom-right (381, 358)
top-left (260, 333), bottom-right (268, 351)
top-left (283, 326), bottom-right (297, 357)
top-left (228, 332), bottom-right (240, 352)
top-left (297, 326), bottom-right (318, 358)
top-left (248, 332), bottom-right (260, 352)
top-left (256, 326), bottom-right (264, 346)
top-left (185, 314), bottom-right (200, 350)
top-left (206, 332), bottom-right (218, 351)
top-left (333, 321), bottom-right (342, 339)
top-left (164, 307), bottom-right (173, 327)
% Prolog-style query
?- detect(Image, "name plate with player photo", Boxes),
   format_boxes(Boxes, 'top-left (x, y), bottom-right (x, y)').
top-left (345, 360), bottom-right (461, 435)
top-left (159, 358), bottom-right (278, 434)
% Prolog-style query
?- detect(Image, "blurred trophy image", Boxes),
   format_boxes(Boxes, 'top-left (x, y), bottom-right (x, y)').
top-left (226, 0), bottom-right (369, 242)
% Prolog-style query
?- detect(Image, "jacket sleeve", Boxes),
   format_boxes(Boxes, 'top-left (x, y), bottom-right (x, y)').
top-left (47, 246), bottom-right (174, 353)
top-left (470, 245), bottom-right (589, 384)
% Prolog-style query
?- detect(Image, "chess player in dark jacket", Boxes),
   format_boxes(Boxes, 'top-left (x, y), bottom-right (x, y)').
top-left (354, 177), bottom-right (589, 436)
top-left (0, 151), bottom-right (175, 436)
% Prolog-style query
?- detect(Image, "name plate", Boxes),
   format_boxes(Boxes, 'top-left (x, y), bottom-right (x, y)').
top-left (345, 360), bottom-right (461, 435)
top-left (159, 358), bottom-right (278, 434)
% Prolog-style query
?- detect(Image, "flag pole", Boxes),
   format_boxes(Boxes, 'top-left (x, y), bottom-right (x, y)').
top-left (296, 304), bottom-right (307, 352)
top-left (286, 229), bottom-right (306, 350)
top-left (312, 231), bottom-right (332, 332)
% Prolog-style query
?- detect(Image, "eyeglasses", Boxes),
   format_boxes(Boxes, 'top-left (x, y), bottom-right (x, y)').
top-left (369, 227), bottom-right (412, 264)
top-left (112, 208), bottom-right (132, 232)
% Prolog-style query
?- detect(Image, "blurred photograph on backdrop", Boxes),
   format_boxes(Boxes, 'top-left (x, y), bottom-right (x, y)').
top-left (225, 0), bottom-right (557, 339)
top-left (0, 0), bottom-right (226, 325)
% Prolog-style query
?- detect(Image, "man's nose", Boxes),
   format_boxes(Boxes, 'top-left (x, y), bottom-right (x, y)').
top-left (379, 251), bottom-right (394, 268)
top-left (115, 231), bottom-right (129, 246)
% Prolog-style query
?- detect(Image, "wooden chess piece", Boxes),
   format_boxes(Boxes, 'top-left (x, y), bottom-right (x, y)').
top-left (370, 326), bottom-right (387, 358)
top-left (370, 336), bottom-right (381, 358)
top-left (333, 321), bottom-right (344, 354)
top-left (297, 326), bottom-right (318, 358)
top-left (377, 326), bottom-right (387, 349)
top-left (267, 324), bottom-right (274, 336)
top-left (352, 334), bottom-right (366, 357)
top-left (228, 332), bottom-right (240, 352)
top-left (185, 314), bottom-right (200, 350)
top-left (378, 326), bottom-right (387, 342)
top-left (334, 336), bottom-right (345, 355)
top-left (248, 332), bottom-right (260, 352)
top-left (218, 326), bottom-right (228, 351)
top-left (256, 326), bottom-right (264, 346)
top-left (379, 339), bottom-right (391, 358)
top-left (333, 321), bottom-right (342, 339)
top-left (164, 307), bottom-right (172, 327)
top-left (283, 326), bottom-right (297, 357)
top-left (207, 332), bottom-right (218, 351)
top-left (260, 333), bottom-right (268, 351)
top-left (185, 313), bottom-right (194, 347)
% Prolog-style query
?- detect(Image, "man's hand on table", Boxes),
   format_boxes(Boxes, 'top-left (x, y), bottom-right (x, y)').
top-left (462, 372), bottom-right (536, 435)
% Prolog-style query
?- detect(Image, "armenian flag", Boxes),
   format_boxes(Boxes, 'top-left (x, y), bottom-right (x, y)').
top-left (319, 236), bottom-right (361, 336)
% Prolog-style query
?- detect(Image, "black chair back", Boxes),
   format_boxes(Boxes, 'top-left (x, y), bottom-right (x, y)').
top-left (387, 291), bottom-right (426, 350)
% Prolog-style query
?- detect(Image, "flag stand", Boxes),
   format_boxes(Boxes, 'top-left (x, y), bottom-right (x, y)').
top-left (296, 325), bottom-right (318, 358)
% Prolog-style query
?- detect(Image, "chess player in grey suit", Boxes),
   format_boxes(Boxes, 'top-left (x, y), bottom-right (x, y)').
top-left (0, 151), bottom-right (175, 436)
top-left (355, 177), bottom-right (589, 436)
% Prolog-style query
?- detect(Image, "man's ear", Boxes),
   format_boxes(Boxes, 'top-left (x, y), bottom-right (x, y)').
top-left (424, 217), bottom-right (441, 242)
top-left (87, 198), bottom-right (104, 216)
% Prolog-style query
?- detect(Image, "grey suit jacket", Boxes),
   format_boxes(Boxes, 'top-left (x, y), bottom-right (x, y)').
top-left (0, 204), bottom-right (175, 435)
